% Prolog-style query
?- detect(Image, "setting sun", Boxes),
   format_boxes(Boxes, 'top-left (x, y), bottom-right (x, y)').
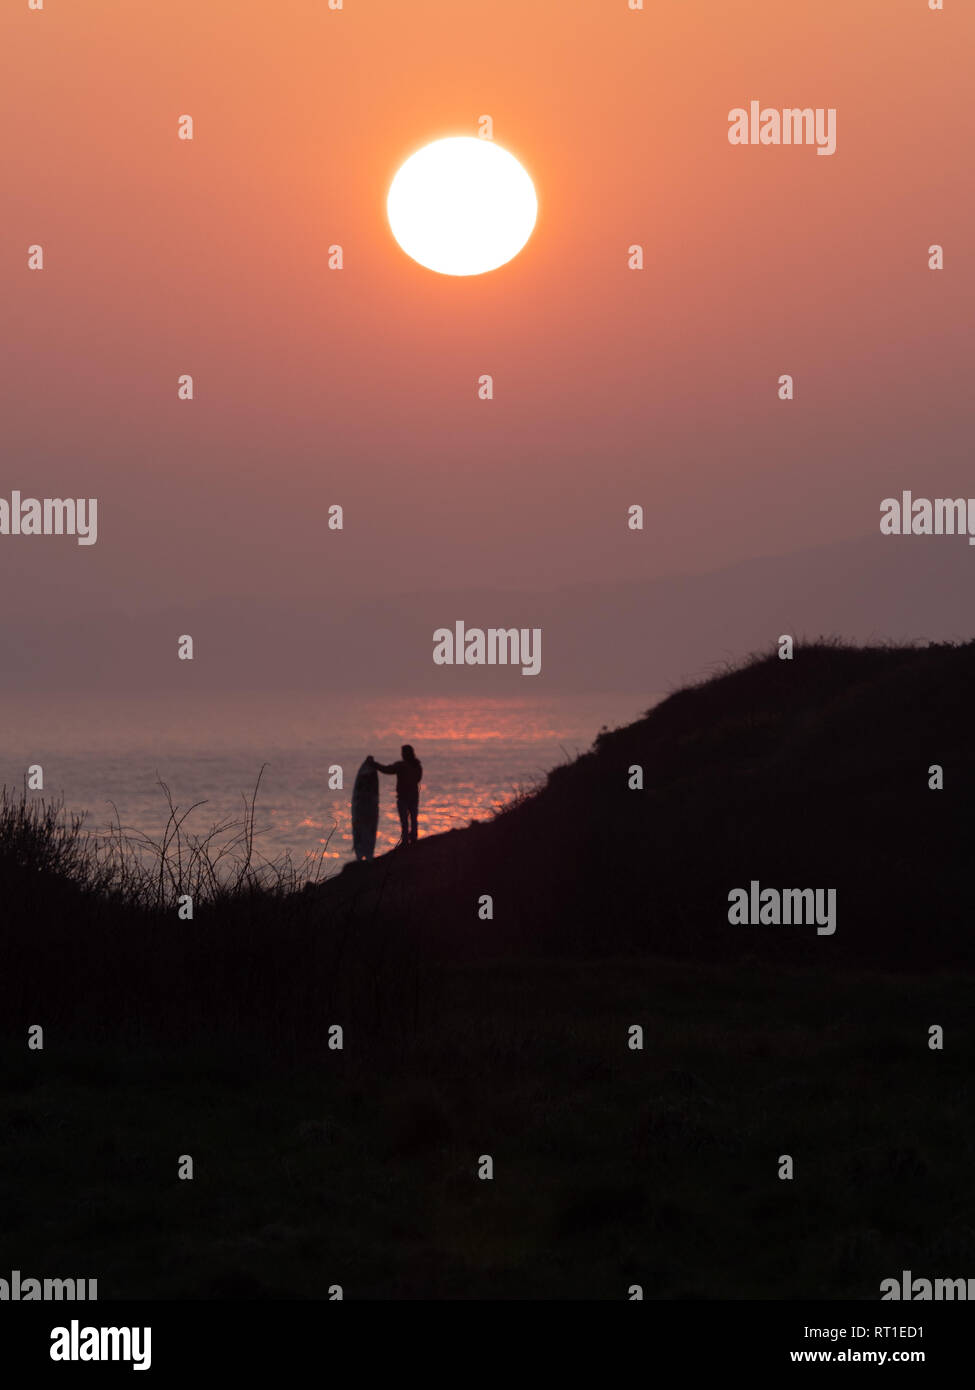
top-left (386, 136), bottom-right (538, 277)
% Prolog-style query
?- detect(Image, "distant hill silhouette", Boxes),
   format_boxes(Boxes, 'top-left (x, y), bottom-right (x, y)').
top-left (2, 533), bottom-right (974, 695)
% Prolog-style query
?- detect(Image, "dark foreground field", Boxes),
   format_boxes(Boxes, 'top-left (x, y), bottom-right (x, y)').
top-left (3, 959), bottom-right (971, 1299)
top-left (2, 641), bottom-right (973, 1298)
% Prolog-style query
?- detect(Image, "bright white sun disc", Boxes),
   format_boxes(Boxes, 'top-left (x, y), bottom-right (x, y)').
top-left (387, 137), bottom-right (537, 276)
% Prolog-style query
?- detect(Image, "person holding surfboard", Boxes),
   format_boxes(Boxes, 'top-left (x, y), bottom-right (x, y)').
top-left (375, 744), bottom-right (423, 848)
top-left (351, 755), bottom-right (380, 861)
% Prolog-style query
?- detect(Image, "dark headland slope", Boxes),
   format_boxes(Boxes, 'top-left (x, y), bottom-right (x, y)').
top-left (323, 639), bottom-right (973, 970)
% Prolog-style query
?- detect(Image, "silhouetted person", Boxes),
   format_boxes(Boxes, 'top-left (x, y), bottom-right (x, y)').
top-left (351, 755), bottom-right (379, 861)
top-left (375, 744), bottom-right (422, 847)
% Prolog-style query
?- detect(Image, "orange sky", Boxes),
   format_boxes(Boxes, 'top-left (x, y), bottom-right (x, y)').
top-left (1, 0), bottom-right (972, 687)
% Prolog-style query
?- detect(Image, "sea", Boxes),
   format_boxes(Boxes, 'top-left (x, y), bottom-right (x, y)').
top-left (0, 692), bottom-right (649, 880)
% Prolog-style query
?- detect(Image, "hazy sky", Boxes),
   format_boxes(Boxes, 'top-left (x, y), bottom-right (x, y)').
top-left (2, 0), bottom-right (972, 692)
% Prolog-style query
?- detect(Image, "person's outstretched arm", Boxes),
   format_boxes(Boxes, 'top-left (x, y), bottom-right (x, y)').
top-left (375, 761), bottom-right (397, 774)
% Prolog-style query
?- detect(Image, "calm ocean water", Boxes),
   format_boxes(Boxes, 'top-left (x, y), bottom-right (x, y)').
top-left (0, 693), bottom-right (648, 878)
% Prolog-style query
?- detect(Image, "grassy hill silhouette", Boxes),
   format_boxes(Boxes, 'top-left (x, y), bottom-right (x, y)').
top-left (324, 637), bottom-right (973, 968)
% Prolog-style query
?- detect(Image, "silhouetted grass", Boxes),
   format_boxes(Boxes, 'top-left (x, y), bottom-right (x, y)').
top-left (1, 768), bottom-right (332, 914)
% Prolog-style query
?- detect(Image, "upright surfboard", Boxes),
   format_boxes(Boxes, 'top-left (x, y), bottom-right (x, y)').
top-left (351, 757), bottom-right (379, 861)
